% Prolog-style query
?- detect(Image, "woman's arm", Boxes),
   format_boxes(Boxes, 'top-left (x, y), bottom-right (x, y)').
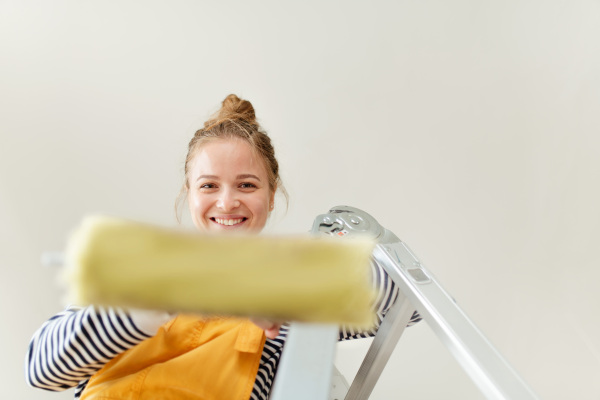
top-left (25, 305), bottom-right (169, 391)
top-left (339, 260), bottom-right (421, 341)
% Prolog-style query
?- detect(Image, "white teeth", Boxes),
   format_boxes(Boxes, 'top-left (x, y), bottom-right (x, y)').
top-left (215, 218), bottom-right (243, 226)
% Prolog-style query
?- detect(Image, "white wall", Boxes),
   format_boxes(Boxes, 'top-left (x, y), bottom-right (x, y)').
top-left (2, 1), bottom-right (599, 398)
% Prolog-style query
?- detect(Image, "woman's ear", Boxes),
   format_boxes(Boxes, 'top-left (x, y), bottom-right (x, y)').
top-left (269, 187), bottom-right (276, 211)
top-left (175, 184), bottom-right (189, 224)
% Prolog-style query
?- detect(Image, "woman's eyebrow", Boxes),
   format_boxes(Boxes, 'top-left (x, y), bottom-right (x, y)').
top-left (237, 174), bottom-right (261, 181)
top-left (196, 175), bottom-right (218, 181)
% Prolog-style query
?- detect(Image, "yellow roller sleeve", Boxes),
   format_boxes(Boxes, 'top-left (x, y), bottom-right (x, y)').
top-left (64, 216), bottom-right (376, 326)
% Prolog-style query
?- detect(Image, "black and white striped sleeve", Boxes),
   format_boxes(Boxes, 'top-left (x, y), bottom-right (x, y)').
top-left (25, 305), bottom-right (153, 392)
top-left (339, 259), bottom-right (421, 341)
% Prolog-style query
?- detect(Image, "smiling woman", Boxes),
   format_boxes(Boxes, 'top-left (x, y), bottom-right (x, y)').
top-left (25, 94), bottom-right (421, 400)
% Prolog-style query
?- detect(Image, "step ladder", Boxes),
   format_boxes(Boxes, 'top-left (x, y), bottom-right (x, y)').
top-left (270, 206), bottom-right (540, 400)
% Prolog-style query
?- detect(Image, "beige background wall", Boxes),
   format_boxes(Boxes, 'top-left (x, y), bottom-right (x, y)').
top-left (2, 1), bottom-right (599, 399)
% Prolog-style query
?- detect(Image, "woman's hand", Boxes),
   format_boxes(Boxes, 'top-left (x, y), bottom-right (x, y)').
top-left (251, 318), bottom-right (282, 339)
top-left (129, 309), bottom-right (176, 336)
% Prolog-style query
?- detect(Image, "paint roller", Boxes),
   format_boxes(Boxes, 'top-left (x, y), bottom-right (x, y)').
top-left (62, 215), bottom-right (376, 326)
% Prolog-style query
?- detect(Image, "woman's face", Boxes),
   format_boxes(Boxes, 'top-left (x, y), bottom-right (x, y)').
top-left (187, 138), bottom-right (274, 233)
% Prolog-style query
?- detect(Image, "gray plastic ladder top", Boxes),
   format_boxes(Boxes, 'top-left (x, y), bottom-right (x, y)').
top-left (271, 206), bottom-right (540, 400)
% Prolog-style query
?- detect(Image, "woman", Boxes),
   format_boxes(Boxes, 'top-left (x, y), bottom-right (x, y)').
top-left (26, 94), bottom-right (420, 399)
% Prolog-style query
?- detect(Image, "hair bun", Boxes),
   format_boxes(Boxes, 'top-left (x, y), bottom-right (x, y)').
top-left (204, 94), bottom-right (257, 129)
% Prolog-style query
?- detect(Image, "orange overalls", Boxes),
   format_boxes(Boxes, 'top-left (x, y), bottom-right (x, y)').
top-left (80, 315), bottom-right (266, 400)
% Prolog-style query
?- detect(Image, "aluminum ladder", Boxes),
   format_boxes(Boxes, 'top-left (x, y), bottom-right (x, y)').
top-left (271, 205), bottom-right (540, 400)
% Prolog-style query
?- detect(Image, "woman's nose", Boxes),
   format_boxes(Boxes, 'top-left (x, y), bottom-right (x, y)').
top-left (216, 190), bottom-right (240, 211)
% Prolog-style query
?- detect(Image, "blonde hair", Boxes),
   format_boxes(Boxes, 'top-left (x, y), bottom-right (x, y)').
top-left (176, 94), bottom-right (287, 221)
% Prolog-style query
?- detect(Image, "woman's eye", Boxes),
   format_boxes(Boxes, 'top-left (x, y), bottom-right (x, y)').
top-left (240, 182), bottom-right (257, 189)
top-left (199, 183), bottom-right (217, 190)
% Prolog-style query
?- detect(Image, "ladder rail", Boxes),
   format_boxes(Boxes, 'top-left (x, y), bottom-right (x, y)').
top-left (367, 240), bottom-right (540, 400)
top-left (344, 290), bottom-right (414, 400)
top-left (270, 323), bottom-right (339, 400)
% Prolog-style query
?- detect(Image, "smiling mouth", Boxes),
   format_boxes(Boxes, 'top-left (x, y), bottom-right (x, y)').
top-left (211, 217), bottom-right (247, 226)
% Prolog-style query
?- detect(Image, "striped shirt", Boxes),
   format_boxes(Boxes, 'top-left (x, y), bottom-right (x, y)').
top-left (25, 260), bottom-right (421, 399)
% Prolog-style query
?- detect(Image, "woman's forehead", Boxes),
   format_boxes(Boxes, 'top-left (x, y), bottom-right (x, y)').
top-left (189, 138), bottom-right (266, 178)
